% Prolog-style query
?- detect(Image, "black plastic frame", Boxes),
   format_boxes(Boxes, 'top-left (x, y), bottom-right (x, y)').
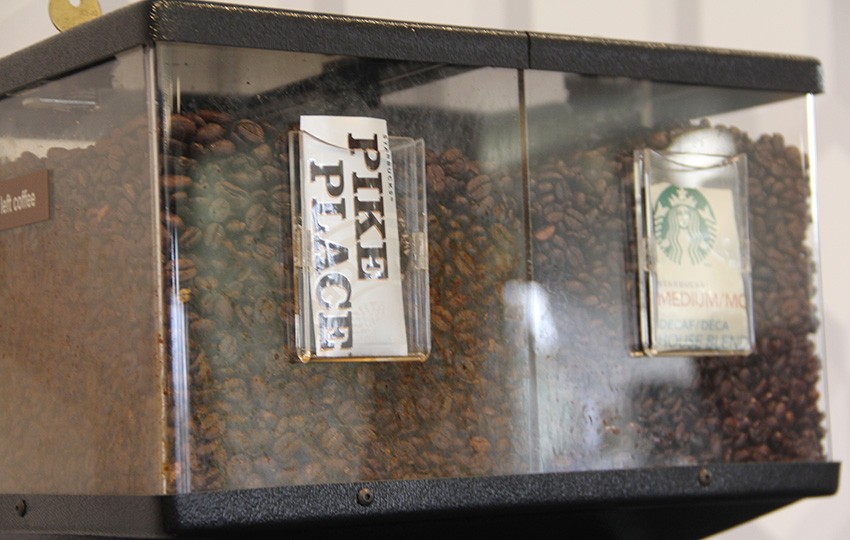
top-left (0, 463), bottom-right (840, 538)
top-left (0, 0), bottom-right (823, 98)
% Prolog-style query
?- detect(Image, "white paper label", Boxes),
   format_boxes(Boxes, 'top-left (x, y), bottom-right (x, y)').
top-left (300, 116), bottom-right (408, 358)
top-left (651, 182), bottom-right (750, 352)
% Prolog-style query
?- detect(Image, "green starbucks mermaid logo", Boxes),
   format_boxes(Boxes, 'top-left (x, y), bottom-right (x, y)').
top-left (653, 185), bottom-right (717, 265)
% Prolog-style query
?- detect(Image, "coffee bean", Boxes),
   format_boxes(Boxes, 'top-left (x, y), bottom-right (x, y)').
top-left (163, 174), bottom-right (192, 191)
top-left (232, 120), bottom-right (266, 146)
top-left (466, 175), bottom-right (492, 201)
top-left (441, 148), bottom-right (468, 177)
top-left (166, 155), bottom-right (197, 175)
top-left (216, 180), bottom-right (250, 206)
top-left (175, 258), bottom-right (197, 280)
top-left (210, 139), bottom-right (236, 156)
top-left (179, 226), bottom-right (203, 249)
top-left (245, 204), bottom-right (268, 233)
top-left (197, 109), bottom-right (233, 127)
top-left (534, 225), bottom-right (555, 241)
top-left (207, 198), bottom-right (232, 223)
top-left (252, 144), bottom-right (274, 164)
top-left (170, 114), bottom-right (197, 141)
top-left (426, 164), bottom-right (447, 194)
top-left (203, 222), bottom-right (227, 249)
top-left (196, 123), bottom-right (225, 145)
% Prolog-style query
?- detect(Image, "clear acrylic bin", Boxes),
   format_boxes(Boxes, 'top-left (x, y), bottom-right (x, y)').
top-left (0, 6), bottom-right (835, 537)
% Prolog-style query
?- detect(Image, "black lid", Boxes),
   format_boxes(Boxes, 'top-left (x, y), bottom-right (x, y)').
top-left (0, 0), bottom-right (823, 97)
top-left (529, 33), bottom-right (823, 94)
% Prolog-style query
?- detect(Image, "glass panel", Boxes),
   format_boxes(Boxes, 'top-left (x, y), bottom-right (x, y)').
top-left (524, 71), bottom-right (828, 471)
top-left (156, 43), bottom-right (531, 492)
top-left (0, 48), bottom-right (164, 495)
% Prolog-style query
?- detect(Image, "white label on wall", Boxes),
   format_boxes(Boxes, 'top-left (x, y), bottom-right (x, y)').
top-left (651, 182), bottom-right (750, 352)
top-left (300, 116), bottom-right (408, 358)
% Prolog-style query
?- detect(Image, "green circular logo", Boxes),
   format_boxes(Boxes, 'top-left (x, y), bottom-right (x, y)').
top-left (653, 186), bottom-right (717, 265)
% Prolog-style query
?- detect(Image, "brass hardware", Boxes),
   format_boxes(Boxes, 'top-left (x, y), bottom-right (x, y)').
top-left (48, 0), bottom-right (102, 32)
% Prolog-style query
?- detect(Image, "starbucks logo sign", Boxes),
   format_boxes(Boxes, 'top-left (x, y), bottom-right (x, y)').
top-left (653, 185), bottom-right (717, 265)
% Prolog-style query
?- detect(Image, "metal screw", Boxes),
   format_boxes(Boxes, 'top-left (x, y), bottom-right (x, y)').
top-left (14, 499), bottom-right (27, 517)
top-left (356, 487), bottom-right (374, 507)
top-left (698, 468), bottom-right (713, 487)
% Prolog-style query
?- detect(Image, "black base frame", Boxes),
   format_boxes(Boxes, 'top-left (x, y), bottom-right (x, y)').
top-left (0, 462), bottom-right (840, 538)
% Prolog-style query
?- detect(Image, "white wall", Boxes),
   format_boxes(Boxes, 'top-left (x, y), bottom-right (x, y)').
top-left (1, 1), bottom-right (846, 538)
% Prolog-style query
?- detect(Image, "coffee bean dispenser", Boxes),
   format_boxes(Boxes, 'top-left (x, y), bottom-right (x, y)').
top-left (0, 1), bottom-right (838, 537)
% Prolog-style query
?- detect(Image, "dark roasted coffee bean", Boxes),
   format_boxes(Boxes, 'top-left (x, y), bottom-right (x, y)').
top-left (197, 109), bottom-right (233, 126)
top-left (163, 174), bottom-right (192, 191)
top-left (170, 114), bottom-right (197, 141)
top-left (232, 120), bottom-right (265, 146)
top-left (195, 123), bottom-right (225, 145)
top-left (210, 139), bottom-right (236, 156)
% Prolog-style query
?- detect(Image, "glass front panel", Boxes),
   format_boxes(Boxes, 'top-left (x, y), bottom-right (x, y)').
top-left (524, 71), bottom-right (828, 471)
top-left (0, 48), bottom-right (164, 495)
top-left (156, 43), bottom-right (532, 492)
top-left (0, 38), bottom-right (826, 497)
